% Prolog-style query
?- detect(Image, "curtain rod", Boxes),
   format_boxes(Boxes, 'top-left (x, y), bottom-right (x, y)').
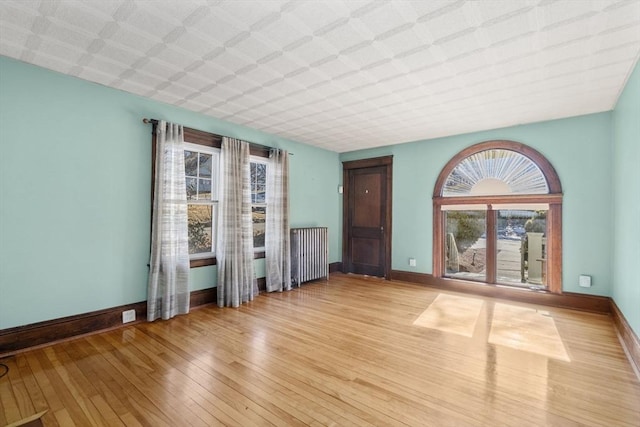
top-left (142, 118), bottom-right (293, 155)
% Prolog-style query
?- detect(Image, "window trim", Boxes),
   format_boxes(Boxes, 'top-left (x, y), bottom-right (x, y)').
top-left (150, 125), bottom-right (269, 268)
top-left (432, 140), bottom-right (563, 293)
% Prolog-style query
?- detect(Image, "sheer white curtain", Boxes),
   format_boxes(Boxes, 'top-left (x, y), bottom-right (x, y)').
top-left (217, 137), bottom-right (258, 307)
top-left (265, 149), bottom-right (291, 292)
top-left (147, 121), bottom-right (190, 321)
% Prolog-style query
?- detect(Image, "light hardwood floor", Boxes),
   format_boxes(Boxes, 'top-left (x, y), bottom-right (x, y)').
top-left (1, 273), bottom-right (639, 426)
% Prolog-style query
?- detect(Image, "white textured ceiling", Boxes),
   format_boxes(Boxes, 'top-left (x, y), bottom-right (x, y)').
top-left (1, 1), bottom-right (639, 153)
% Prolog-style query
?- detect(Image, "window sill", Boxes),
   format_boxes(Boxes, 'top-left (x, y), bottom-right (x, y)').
top-left (190, 251), bottom-right (265, 268)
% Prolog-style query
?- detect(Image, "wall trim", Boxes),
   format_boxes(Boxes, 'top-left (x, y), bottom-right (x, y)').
top-left (189, 288), bottom-right (217, 307)
top-left (329, 262), bottom-right (342, 273)
top-left (0, 288), bottom-right (219, 357)
top-left (257, 277), bottom-right (267, 292)
top-left (0, 301), bottom-right (147, 357)
top-left (390, 270), bottom-right (611, 313)
top-left (610, 299), bottom-right (640, 378)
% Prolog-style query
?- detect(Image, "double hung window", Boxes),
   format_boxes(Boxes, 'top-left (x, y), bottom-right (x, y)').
top-left (184, 143), bottom-right (218, 259)
top-left (151, 126), bottom-right (270, 267)
top-left (250, 160), bottom-right (267, 251)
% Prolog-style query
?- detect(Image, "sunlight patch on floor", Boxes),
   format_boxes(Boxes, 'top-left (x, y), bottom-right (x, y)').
top-left (413, 293), bottom-right (484, 337)
top-left (489, 303), bottom-right (570, 362)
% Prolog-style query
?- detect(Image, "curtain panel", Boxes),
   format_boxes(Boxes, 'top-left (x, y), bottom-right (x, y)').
top-left (147, 121), bottom-right (191, 321)
top-left (217, 137), bottom-right (258, 307)
top-left (265, 149), bottom-right (291, 292)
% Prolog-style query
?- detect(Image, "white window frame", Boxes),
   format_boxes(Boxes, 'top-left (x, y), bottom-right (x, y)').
top-left (184, 141), bottom-right (220, 260)
top-left (250, 156), bottom-right (268, 252)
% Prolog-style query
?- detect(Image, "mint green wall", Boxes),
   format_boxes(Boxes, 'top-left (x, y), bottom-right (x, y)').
top-left (2, 52), bottom-right (634, 334)
top-left (0, 56), bottom-right (340, 329)
top-left (612, 61), bottom-right (640, 335)
top-left (340, 113), bottom-right (613, 296)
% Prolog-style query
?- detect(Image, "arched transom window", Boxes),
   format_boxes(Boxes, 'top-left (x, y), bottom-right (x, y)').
top-left (433, 141), bottom-right (563, 293)
top-left (443, 149), bottom-right (549, 196)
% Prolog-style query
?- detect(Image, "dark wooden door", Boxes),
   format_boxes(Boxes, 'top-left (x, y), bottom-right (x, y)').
top-left (343, 156), bottom-right (392, 278)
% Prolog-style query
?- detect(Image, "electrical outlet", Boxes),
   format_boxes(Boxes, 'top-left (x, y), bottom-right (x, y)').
top-left (122, 309), bottom-right (136, 323)
top-left (409, 258), bottom-right (417, 267)
top-left (579, 275), bottom-right (592, 288)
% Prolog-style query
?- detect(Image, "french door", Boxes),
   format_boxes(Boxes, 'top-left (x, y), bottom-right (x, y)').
top-left (442, 205), bottom-right (549, 289)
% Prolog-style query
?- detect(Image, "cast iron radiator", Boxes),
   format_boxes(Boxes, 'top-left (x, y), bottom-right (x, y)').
top-left (290, 227), bottom-right (329, 286)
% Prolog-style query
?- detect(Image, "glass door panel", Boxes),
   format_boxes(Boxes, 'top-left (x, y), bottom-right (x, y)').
top-left (496, 209), bottom-right (547, 289)
top-left (444, 210), bottom-right (487, 282)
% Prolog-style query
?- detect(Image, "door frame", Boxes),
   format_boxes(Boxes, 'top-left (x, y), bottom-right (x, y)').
top-left (342, 156), bottom-right (393, 279)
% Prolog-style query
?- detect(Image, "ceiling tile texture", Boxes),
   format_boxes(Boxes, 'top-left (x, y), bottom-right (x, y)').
top-left (1, 0), bottom-right (639, 152)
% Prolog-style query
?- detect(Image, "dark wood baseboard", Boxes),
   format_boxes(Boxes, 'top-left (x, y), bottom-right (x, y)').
top-left (0, 301), bottom-right (147, 357)
top-left (390, 270), bottom-right (611, 314)
top-left (0, 288), bottom-right (220, 357)
top-left (610, 299), bottom-right (640, 376)
top-left (189, 288), bottom-right (217, 307)
top-left (329, 262), bottom-right (342, 273)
